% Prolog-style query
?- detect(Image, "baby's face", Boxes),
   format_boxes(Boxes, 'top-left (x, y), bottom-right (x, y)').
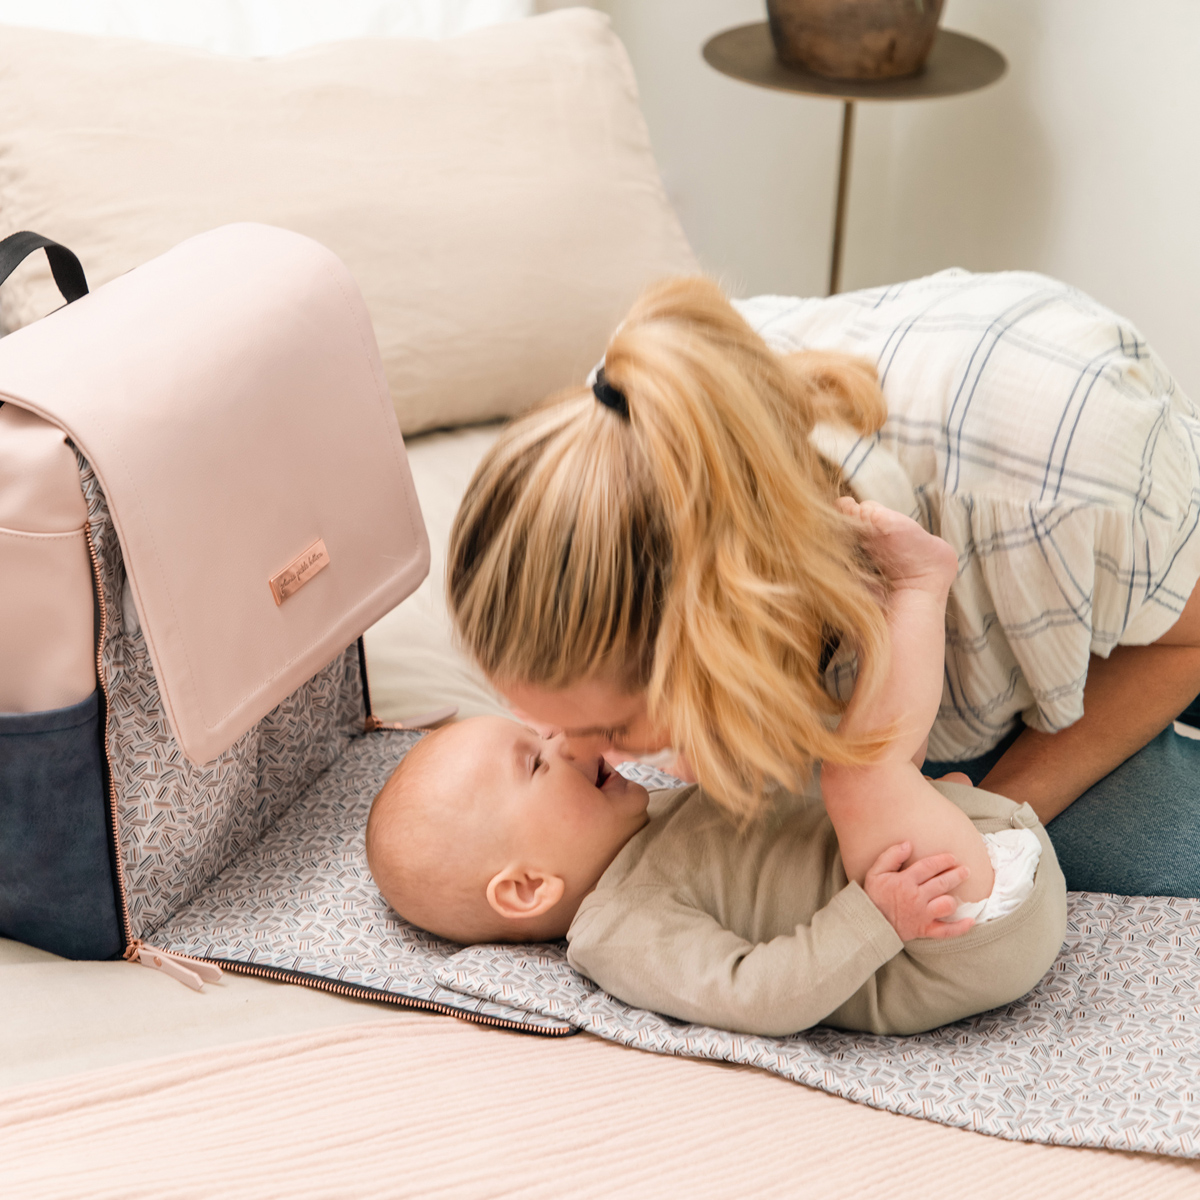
top-left (367, 715), bottom-right (653, 943)
top-left (456, 716), bottom-right (650, 895)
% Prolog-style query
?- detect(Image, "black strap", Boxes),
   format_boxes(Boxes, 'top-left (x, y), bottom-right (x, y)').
top-left (356, 636), bottom-right (374, 721)
top-left (0, 231), bottom-right (88, 304)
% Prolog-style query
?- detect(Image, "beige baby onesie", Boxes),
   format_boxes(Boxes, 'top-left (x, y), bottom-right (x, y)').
top-left (566, 780), bottom-right (1066, 1037)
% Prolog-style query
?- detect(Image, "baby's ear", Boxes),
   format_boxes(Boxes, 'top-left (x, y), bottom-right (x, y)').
top-left (486, 866), bottom-right (565, 922)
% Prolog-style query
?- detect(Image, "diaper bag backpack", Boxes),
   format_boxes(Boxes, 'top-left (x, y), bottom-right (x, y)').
top-left (0, 224), bottom-right (429, 971)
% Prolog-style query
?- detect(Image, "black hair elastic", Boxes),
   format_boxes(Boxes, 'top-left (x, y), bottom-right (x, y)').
top-left (593, 366), bottom-right (629, 420)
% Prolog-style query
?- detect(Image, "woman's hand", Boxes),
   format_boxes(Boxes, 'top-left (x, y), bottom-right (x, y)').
top-left (862, 842), bottom-right (975, 941)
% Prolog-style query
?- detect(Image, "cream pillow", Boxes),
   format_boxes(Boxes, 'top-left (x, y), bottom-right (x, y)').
top-left (0, 11), bottom-right (696, 433)
top-left (363, 424), bottom-right (510, 723)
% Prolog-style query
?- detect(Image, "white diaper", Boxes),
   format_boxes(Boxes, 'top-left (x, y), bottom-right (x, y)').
top-left (940, 826), bottom-right (1042, 925)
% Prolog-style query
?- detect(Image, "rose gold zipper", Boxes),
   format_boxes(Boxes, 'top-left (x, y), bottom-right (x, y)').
top-left (86, 531), bottom-right (561, 1036)
top-left (84, 521), bottom-right (134, 947)
top-left (122, 942), bottom-right (570, 1036)
top-left (199, 958), bottom-right (573, 1036)
top-left (124, 939), bottom-right (224, 990)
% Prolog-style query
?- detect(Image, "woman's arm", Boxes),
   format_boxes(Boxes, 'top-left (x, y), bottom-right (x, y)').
top-left (981, 585), bottom-right (1200, 823)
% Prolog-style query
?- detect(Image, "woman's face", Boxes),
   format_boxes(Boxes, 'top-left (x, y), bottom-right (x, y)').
top-left (501, 676), bottom-right (671, 764)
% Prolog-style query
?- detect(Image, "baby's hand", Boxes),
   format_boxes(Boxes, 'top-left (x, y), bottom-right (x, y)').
top-left (863, 842), bottom-right (975, 941)
top-left (836, 496), bottom-right (957, 595)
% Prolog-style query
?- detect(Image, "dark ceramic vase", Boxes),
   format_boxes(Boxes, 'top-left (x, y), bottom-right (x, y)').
top-left (766, 0), bottom-right (945, 80)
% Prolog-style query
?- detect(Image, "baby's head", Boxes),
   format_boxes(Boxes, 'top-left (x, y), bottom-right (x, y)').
top-left (366, 716), bottom-right (650, 944)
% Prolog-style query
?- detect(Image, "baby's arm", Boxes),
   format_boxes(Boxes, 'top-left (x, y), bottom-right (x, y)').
top-left (835, 497), bottom-right (951, 763)
top-left (823, 501), bottom-right (995, 911)
top-left (567, 883), bottom-right (905, 1038)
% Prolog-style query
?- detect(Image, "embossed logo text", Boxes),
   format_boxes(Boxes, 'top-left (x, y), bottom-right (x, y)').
top-left (269, 538), bottom-right (331, 605)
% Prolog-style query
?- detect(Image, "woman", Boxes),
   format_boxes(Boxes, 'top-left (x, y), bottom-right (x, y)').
top-left (447, 274), bottom-right (1200, 897)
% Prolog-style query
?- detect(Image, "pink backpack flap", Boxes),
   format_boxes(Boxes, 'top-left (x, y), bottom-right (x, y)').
top-left (0, 225), bottom-right (429, 958)
top-left (0, 223), bottom-right (428, 761)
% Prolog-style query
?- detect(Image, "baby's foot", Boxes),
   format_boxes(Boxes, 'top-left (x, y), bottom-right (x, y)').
top-left (838, 497), bottom-right (958, 596)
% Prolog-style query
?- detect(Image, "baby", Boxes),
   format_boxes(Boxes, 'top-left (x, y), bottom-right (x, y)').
top-left (367, 503), bottom-right (1067, 1036)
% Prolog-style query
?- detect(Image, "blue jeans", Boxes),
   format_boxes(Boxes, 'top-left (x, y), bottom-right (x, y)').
top-left (924, 723), bottom-right (1200, 899)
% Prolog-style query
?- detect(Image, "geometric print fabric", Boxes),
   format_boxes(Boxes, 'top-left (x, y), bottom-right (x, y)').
top-left (158, 737), bottom-right (1200, 1160)
top-left (156, 730), bottom-right (572, 1035)
top-left (79, 457), bottom-right (366, 939)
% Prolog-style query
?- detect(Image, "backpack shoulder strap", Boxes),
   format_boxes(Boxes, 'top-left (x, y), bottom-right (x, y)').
top-left (0, 231), bottom-right (88, 304)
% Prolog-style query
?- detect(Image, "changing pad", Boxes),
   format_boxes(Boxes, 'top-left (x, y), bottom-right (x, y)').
top-left (155, 732), bottom-right (1200, 1161)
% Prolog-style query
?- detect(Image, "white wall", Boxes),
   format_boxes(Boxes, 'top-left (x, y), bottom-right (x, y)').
top-left (596, 0), bottom-right (1200, 396)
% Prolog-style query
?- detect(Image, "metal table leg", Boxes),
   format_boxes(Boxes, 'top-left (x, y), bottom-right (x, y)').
top-left (828, 99), bottom-right (855, 295)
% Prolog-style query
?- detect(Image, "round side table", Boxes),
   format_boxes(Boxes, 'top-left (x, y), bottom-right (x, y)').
top-left (702, 23), bottom-right (1006, 295)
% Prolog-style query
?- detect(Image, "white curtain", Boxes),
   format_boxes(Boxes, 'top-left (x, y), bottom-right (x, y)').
top-left (0, 0), bottom-right (536, 55)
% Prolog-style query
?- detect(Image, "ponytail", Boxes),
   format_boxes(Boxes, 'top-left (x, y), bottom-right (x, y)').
top-left (449, 276), bottom-right (890, 820)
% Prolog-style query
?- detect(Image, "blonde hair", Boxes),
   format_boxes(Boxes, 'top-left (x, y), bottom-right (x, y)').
top-left (448, 276), bottom-right (890, 820)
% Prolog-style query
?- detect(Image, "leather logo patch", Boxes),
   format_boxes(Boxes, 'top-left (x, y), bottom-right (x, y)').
top-left (269, 538), bottom-right (330, 605)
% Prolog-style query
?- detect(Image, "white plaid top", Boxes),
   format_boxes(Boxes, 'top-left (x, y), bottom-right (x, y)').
top-left (737, 270), bottom-right (1200, 761)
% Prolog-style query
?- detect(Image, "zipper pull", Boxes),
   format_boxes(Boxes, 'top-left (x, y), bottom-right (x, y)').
top-left (364, 704), bottom-right (458, 733)
top-left (124, 940), bottom-right (223, 991)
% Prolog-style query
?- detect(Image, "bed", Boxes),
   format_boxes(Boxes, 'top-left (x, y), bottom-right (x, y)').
top-left (5, 420), bottom-right (1198, 1196)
